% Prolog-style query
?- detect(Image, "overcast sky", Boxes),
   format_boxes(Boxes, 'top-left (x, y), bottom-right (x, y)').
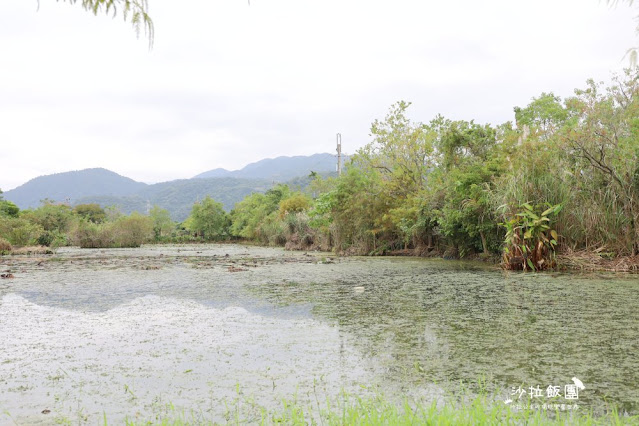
top-left (0, 0), bottom-right (636, 190)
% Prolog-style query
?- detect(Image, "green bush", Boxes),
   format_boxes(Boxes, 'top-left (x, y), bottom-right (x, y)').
top-left (72, 219), bottom-right (113, 248)
top-left (0, 200), bottom-right (19, 218)
top-left (0, 237), bottom-right (12, 254)
top-left (186, 197), bottom-right (230, 241)
top-left (0, 217), bottom-right (44, 247)
top-left (36, 230), bottom-right (69, 248)
top-left (73, 203), bottom-right (107, 223)
top-left (72, 213), bottom-right (153, 248)
top-left (111, 213), bottom-right (154, 248)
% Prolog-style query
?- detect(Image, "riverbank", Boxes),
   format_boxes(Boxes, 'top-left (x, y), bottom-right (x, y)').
top-left (280, 242), bottom-right (639, 274)
top-left (6, 242), bottom-right (639, 274)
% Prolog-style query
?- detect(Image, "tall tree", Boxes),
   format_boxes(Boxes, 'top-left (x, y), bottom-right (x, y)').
top-left (188, 197), bottom-right (230, 241)
top-left (149, 205), bottom-right (174, 239)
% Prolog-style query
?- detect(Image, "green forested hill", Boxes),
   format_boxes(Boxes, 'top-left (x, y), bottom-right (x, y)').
top-left (76, 177), bottom-right (273, 221)
top-left (4, 155), bottom-right (339, 222)
top-left (193, 153), bottom-right (344, 181)
top-left (4, 168), bottom-right (147, 209)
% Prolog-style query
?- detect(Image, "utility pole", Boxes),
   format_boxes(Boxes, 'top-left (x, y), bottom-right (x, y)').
top-left (336, 133), bottom-right (342, 176)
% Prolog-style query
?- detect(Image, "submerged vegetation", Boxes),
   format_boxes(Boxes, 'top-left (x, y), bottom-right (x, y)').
top-left (2, 70), bottom-right (639, 271)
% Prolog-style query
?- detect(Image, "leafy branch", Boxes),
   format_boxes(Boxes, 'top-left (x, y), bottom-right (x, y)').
top-left (51, 0), bottom-right (154, 48)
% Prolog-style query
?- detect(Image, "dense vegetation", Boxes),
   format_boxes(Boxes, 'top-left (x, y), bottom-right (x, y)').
top-left (1, 71), bottom-right (638, 270)
top-left (225, 70), bottom-right (639, 270)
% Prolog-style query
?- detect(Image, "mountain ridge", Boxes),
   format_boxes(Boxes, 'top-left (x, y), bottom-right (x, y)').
top-left (3, 168), bottom-right (147, 209)
top-left (3, 154), bottom-right (343, 221)
top-left (193, 153), bottom-right (341, 181)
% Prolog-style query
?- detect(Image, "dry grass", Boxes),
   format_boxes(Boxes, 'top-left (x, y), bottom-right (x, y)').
top-left (558, 248), bottom-right (639, 273)
top-left (9, 246), bottom-right (54, 256)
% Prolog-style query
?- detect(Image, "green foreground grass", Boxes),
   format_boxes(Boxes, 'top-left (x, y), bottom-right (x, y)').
top-left (116, 393), bottom-right (639, 426)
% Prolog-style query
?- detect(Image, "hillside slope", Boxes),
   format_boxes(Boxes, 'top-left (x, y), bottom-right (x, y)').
top-left (4, 168), bottom-right (147, 209)
top-left (76, 177), bottom-right (273, 221)
top-left (194, 153), bottom-right (342, 181)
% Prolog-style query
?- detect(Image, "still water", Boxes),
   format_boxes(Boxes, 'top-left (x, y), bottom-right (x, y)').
top-left (1, 244), bottom-right (638, 423)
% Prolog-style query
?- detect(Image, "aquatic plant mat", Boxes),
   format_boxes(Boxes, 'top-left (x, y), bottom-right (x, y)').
top-left (1, 244), bottom-right (638, 423)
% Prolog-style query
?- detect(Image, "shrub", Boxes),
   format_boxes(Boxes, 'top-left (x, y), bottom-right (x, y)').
top-left (0, 217), bottom-right (44, 247)
top-left (111, 213), bottom-right (154, 248)
top-left (0, 237), bottom-right (12, 254)
top-left (36, 230), bottom-right (69, 248)
top-left (278, 193), bottom-right (310, 218)
top-left (72, 220), bottom-right (114, 248)
top-left (73, 204), bottom-right (107, 223)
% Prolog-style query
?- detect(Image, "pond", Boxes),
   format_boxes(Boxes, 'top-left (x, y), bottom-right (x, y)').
top-left (1, 244), bottom-right (638, 423)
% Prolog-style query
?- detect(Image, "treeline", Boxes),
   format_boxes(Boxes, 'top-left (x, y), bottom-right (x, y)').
top-left (225, 70), bottom-right (639, 270)
top-left (1, 70), bottom-right (638, 270)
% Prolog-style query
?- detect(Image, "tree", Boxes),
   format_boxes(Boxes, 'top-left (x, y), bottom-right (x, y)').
top-left (513, 92), bottom-right (569, 140)
top-left (74, 203), bottom-right (107, 223)
top-left (149, 205), bottom-right (174, 240)
top-left (52, 0), bottom-right (153, 47)
top-left (0, 200), bottom-right (20, 218)
top-left (187, 197), bottom-right (230, 241)
top-left (0, 189), bottom-right (19, 217)
top-left (361, 101), bottom-right (439, 195)
top-left (562, 70), bottom-right (639, 253)
top-left (23, 202), bottom-right (74, 233)
top-left (432, 120), bottom-right (501, 255)
top-left (278, 193), bottom-right (310, 218)
top-left (230, 185), bottom-right (291, 240)
top-left (352, 102), bottom-right (444, 251)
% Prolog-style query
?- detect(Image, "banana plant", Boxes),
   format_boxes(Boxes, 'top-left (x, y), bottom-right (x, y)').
top-left (501, 202), bottom-right (562, 271)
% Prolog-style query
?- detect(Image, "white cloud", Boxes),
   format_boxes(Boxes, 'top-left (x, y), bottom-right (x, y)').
top-left (0, 0), bottom-right (636, 190)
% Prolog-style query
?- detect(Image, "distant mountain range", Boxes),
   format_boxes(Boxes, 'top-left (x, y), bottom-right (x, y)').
top-left (3, 154), bottom-right (341, 221)
top-left (193, 153), bottom-right (341, 180)
top-left (75, 177), bottom-right (273, 221)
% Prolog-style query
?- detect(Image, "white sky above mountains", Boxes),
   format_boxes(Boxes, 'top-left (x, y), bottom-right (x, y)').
top-left (0, 0), bottom-right (636, 190)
